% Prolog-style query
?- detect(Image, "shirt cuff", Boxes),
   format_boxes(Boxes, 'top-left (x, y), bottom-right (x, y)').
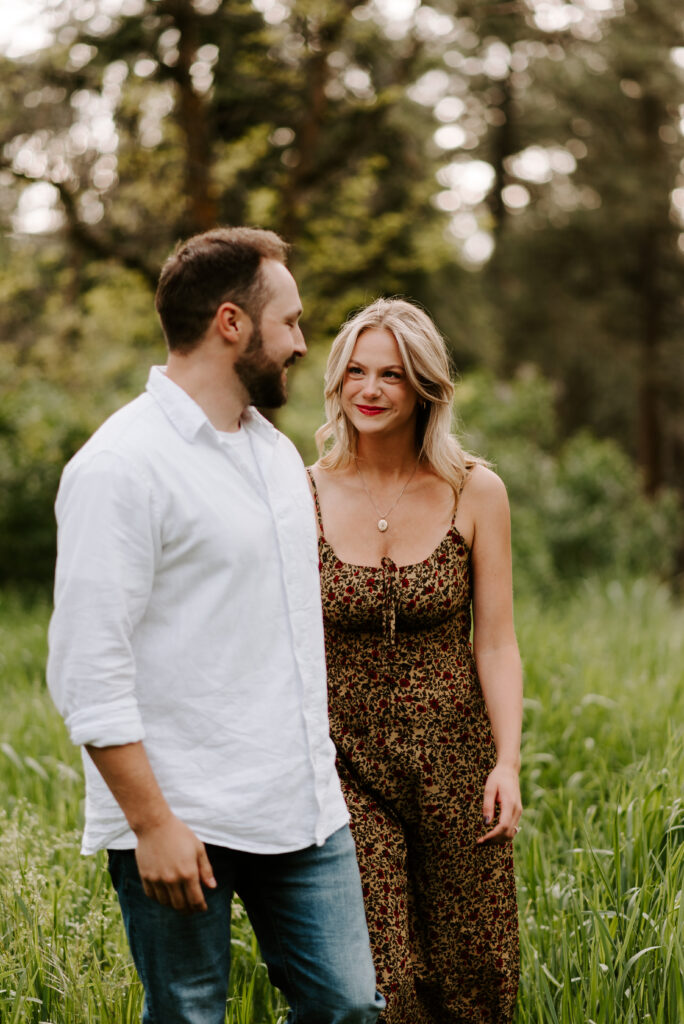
top-left (66, 702), bottom-right (146, 748)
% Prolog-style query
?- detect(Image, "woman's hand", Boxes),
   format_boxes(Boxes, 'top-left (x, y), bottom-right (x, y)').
top-left (477, 762), bottom-right (522, 845)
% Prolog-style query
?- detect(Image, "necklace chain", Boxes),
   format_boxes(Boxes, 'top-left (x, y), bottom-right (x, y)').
top-left (355, 459), bottom-right (419, 532)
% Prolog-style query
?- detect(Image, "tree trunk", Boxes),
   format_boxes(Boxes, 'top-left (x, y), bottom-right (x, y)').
top-left (636, 93), bottom-right (665, 495)
top-left (163, 0), bottom-right (218, 235)
top-left (484, 75), bottom-right (516, 373)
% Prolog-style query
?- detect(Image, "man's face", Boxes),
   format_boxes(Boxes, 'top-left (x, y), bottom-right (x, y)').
top-left (234, 261), bottom-right (306, 408)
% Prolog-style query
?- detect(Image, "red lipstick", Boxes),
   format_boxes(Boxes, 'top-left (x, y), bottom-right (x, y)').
top-left (356, 406), bottom-right (385, 416)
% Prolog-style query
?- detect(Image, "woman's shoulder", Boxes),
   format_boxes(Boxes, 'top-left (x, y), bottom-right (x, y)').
top-left (461, 462), bottom-right (509, 506)
top-left (307, 461), bottom-right (355, 490)
top-left (306, 460), bottom-right (324, 483)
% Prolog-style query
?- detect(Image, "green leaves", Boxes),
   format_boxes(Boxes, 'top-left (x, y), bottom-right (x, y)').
top-left (457, 369), bottom-right (682, 591)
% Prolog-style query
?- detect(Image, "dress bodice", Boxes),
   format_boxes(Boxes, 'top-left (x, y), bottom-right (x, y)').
top-left (307, 470), bottom-right (473, 646)
top-left (317, 530), bottom-right (473, 645)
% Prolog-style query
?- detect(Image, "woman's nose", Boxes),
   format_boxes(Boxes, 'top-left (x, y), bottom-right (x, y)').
top-left (362, 375), bottom-right (381, 396)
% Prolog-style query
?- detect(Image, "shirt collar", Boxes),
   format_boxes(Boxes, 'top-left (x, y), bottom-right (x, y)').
top-left (145, 366), bottom-right (279, 446)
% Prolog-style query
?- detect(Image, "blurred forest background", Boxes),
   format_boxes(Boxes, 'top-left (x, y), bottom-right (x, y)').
top-left (1, 0), bottom-right (684, 592)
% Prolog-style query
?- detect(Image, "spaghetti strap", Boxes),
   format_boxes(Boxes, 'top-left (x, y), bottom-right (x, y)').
top-left (306, 467), bottom-right (325, 538)
top-left (448, 463), bottom-right (474, 532)
top-left (455, 463), bottom-right (474, 508)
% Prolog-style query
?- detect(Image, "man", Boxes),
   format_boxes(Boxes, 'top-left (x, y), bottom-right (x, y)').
top-left (47, 227), bottom-right (385, 1024)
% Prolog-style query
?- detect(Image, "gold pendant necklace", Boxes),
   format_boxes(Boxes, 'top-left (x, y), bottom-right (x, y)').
top-left (355, 460), bottom-right (419, 532)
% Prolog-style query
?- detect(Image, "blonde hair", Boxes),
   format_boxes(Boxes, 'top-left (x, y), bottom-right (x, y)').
top-left (316, 297), bottom-right (483, 496)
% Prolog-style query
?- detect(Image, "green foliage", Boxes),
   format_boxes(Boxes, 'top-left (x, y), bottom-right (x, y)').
top-left (0, 0), bottom-right (454, 321)
top-left (467, 0), bottom-right (684, 489)
top-left (0, 0), bottom-right (462, 584)
top-left (2, 324), bottom-right (679, 590)
top-left (1, 0), bottom-right (683, 588)
top-left (0, 250), bottom-right (161, 584)
top-left (1, 581), bottom-right (682, 1022)
top-left (457, 368), bottom-right (682, 592)
top-left (0, 364), bottom-right (94, 585)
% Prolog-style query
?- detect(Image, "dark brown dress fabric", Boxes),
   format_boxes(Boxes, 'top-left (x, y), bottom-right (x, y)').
top-left (309, 470), bottom-right (519, 1024)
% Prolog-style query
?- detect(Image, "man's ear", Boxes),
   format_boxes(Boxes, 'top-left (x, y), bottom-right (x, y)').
top-left (215, 302), bottom-right (251, 345)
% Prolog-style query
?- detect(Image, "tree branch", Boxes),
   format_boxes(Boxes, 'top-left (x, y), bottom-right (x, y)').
top-left (2, 163), bottom-right (159, 287)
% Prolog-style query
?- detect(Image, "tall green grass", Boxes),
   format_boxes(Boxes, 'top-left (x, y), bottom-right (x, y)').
top-left (515, 579), bottom-right (683, 1023)
top-left (0, 580), bottom-right (682, 1022)
top-left (0, 591), bottom-right (287, 1024)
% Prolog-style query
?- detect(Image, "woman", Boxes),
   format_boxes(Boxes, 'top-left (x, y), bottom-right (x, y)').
top-left (307, 298), bottom-right (522, 1023)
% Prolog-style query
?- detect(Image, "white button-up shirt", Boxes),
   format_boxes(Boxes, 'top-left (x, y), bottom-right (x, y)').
top-left (47, 367), bottom-right (348, 855)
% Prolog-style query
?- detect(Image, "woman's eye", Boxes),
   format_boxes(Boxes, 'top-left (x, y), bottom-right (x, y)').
top-left (348, 367), bottom-right (363, 375)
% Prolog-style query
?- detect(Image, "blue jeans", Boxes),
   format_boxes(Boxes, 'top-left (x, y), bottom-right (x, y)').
top-left (107, 824), bottom-right (385, 1024)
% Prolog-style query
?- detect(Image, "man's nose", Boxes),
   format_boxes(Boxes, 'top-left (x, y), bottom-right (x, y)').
top-left (294, 326), bottom-right (307, 356)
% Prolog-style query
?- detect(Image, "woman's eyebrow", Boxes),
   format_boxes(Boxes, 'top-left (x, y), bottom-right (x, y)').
top-left (348, 360), bottom-right (404, 371)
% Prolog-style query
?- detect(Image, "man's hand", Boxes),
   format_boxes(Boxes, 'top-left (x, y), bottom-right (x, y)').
top-left (84, 742), bottom-right (217, 913)
top-left (135, 813), bottom-right (217, 913)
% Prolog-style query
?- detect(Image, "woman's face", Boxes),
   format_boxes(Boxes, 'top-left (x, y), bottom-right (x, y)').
top-left (340, 327), bottom-right (419, 439)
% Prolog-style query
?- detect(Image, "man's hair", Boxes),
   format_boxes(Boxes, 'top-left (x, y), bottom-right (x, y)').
top-left (155, 226), bottom-right (289, 353)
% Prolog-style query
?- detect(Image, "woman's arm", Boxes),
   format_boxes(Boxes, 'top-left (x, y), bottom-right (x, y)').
top-left (464, 466), bottom-right (523, 845)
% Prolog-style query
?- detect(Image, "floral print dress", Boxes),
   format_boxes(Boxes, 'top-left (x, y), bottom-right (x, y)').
top-left (308, 472), bottom-right (519, 1024)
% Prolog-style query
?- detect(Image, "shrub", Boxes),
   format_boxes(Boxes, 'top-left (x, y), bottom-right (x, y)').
top-left (456, 368), bottom-right (682, 592)
top-left (0, 264), bottom-right (160, 585)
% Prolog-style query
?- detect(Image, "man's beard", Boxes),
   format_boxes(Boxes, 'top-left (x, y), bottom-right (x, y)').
top-left (234, 322), bottom-right (289, 408)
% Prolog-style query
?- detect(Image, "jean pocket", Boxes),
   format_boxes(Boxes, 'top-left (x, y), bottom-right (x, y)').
top-left (107, 848), bottom-right (136, 892)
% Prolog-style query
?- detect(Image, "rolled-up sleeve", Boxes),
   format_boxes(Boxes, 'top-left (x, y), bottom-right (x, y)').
top-left (47, 449), bottom-right (158, 748)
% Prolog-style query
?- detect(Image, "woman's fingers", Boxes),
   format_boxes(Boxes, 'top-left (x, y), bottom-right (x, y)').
top-left (481, 775), bottom-right (498, 826)
top-left (478, 770), bottom-right (522, 844)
